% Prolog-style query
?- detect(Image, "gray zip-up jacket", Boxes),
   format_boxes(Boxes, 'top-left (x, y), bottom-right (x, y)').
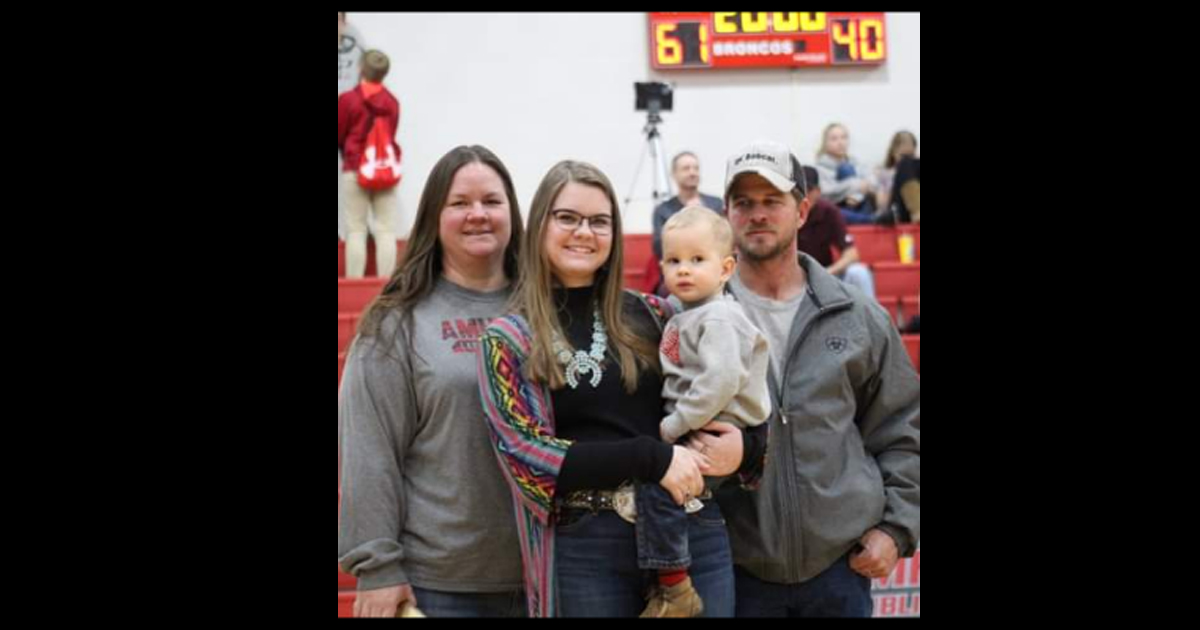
top-left (660, 294), bottom-right (771, 443)
top-left (716, 255), bottom-right (920, 584)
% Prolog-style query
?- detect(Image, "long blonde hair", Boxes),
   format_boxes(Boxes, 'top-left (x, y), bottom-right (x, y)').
top-left (818, 122), bottom-right (848, 159)
top-left (510, 160), bottom-right (660, 392)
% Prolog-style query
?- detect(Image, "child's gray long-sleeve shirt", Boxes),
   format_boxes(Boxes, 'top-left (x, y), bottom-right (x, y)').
top-left (659, 294), bottom-right (772, 442)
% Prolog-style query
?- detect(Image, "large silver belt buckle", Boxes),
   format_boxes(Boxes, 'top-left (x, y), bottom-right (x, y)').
top-left (613, 483), bottom-right (638, 524)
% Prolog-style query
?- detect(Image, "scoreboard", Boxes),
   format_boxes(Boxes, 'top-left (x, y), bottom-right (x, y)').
top-left (649, 12), bottom-right (887, 70)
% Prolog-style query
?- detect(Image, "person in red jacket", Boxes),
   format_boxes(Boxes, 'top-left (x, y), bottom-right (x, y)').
top-left (339, 50), bottom-right (401, 279)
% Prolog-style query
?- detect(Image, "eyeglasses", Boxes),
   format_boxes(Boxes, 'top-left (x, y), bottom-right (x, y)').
top-left (551, 210), bottom-right (613, 236)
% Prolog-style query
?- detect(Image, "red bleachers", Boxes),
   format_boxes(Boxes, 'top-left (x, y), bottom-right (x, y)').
top-left (338, 237), bottom-right (657, 294)
top-left (902, 334), bottom-right (921, 373)
top-left (338, 591), bottom-right (357, 618)
top-left (338, 239), bottom-right (408, 278)
top-left (873, 262), bottom-right (921, 298)
top-left (877, 295), bottom-right (901, 326)
top-left (848, 225), bottom-right (920, 265)
top-left (339, 235), bottom-right (659, 293)
top-left (622, 234), bottom-right (654, 292)
top-left (338, 278), bottom-right (388, 314)
top-left (851, 227), bottom-right (898, 263)
top-left (338, 565), bottom-right (357, 591)
top-left (338, 314), bottom-right (358, 354)
top-left (845, 228), bottom-right (919, 367)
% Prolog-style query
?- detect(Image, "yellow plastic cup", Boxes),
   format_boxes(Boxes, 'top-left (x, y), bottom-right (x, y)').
top-left (898, 232), bottom-right (915, 265)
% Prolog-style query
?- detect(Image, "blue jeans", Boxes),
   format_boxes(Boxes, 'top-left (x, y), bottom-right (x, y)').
top-left (410, 586), bottom-right (527, 618)
top-left (840, 207), bottom-right (877, 225)
top-left (634, 481), bottom-right (690, 570)
top-left (733, 555), bottom-right (873, 618)
top-left (837, 262), bottom-right (876, 300)
top-left (555, 501), bottom-right (735, 617)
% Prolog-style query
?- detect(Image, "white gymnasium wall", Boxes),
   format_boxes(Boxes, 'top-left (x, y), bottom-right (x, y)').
top-left (339, 12), bottom-right (920, 238)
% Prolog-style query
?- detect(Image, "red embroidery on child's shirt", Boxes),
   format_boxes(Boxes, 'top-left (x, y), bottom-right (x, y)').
top-left (661, 325), bottom-right (682, 366)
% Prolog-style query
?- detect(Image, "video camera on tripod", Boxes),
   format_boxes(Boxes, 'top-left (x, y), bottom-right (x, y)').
top-left (625, 82), bottom-right (676, 207)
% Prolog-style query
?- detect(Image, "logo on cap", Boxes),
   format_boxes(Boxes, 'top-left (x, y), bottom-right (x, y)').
top-left (735, 152), bottom-right (779, 166)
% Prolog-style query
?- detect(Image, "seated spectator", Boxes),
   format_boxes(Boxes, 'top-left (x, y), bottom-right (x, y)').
top-left (815, 123), bottom-right (877, 225)
top-left (797, 166), bottom-right (876, 300)
top-left (886, 155), bottom-right (920, 225)
top-left (874, 131), bottom-right (918, 217)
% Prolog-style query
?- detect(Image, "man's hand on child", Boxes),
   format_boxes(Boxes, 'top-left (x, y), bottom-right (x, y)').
top-left (686, 422), bottom-right (744, 477)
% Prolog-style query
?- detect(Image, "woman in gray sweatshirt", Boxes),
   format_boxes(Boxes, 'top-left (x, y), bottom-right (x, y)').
top-left (338, 145), bottom-right (528, 617)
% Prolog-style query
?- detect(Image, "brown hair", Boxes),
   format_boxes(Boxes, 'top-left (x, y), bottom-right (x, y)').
top-left (510, 160), bottom-right (659, 392)
top-left (355, 146), bottom-right (523, 361)
top-left (885, 131), bottom-right (918, 169)
top-left (361, 50), bottom-right (390, 83)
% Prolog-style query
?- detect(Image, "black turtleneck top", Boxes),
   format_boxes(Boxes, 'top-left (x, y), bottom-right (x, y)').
top-left (549, 286), bottom-right (769, 494)
top-left (552, 286), bottom-right (675, 493)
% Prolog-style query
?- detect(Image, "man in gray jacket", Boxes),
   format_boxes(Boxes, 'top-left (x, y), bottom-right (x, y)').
top-left (712, 141), bottom-right (921, 617)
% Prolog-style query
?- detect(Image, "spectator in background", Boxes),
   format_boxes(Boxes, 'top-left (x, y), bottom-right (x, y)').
top-left (797, 166), bottom-right (876, 300)
top-left (815, 123), bottom-right (877, 225)
top-left (339, 50), bottom-right (401, 278)
top-left (874, 131), bottom-right (918, 218)
top-left (891, 156), bottom-right (920, 225)
top-left (649, 152), bottom-right (726, 296)
top-left (652, 152), bottom-right (725, 262)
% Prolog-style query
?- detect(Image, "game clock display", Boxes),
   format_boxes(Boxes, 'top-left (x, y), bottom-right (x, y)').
top-left (650, 12), bottom-right (887, 70)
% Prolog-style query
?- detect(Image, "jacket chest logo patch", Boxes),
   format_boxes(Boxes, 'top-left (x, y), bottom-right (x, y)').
top-left (826, 336), bottom-right (849, 354)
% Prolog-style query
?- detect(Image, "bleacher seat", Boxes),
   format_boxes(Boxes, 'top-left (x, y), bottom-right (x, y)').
top-left (622, 234), bottom-right (653, 292)
top-left (338, 239), bottom-right (408, 278)
top-left (877, 295), bottom-right (901, 326)
top-left (338, 566), bottom-right (357, 591)
top-left (339, 237), bottom-right (675, 294)
top-left (338, 315), bottom-right (358, 354)
top-left (849, 226), bottom-right (898, 263)
top-left (873, 262), bottom-right (920, 297)
top-left (902, 334), bottom-right (921, 373)
top-left (338, 278), bottom-right (388, 314)
top-left (848, 225), bottom-right (920, 265)
top-left (900, 296), bottom-right (921, 324)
